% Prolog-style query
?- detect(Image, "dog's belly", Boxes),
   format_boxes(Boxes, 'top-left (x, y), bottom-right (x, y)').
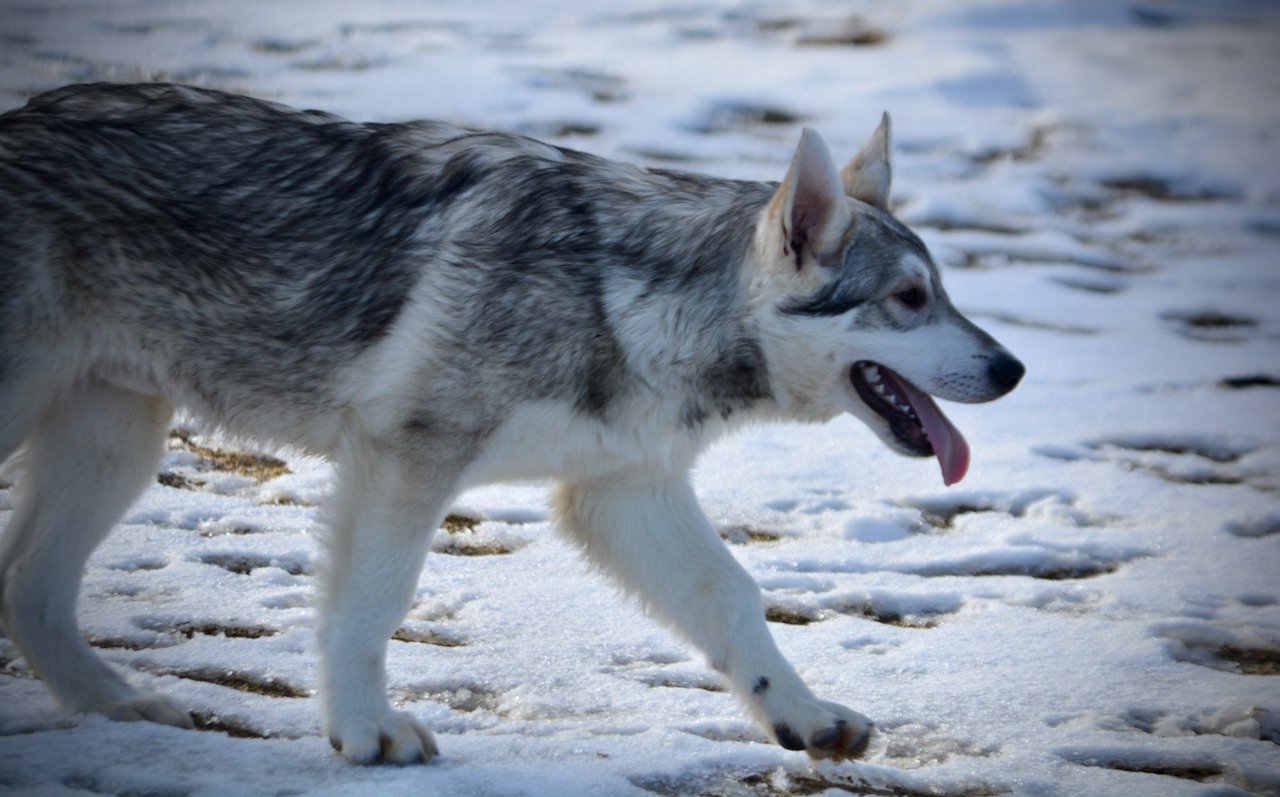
top-left (463, 400), bottom-right (709, 486)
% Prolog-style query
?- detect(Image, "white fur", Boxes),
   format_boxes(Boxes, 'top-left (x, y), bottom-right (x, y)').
top-left (0, 118), bottom-right (1025, 765)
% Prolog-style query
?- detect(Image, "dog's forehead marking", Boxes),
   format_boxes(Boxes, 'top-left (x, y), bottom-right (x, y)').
top-left (898, 254), bottom-right (930, 284)
top-left (778, 210), bottom-right (938, 318)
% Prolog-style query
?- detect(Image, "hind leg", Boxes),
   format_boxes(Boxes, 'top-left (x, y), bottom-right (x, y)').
top-left (0, 379), bottom-right (189, 726)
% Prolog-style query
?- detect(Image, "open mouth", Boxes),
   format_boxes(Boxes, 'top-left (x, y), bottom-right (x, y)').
top-left (850, 361), bottom-right (970, 486)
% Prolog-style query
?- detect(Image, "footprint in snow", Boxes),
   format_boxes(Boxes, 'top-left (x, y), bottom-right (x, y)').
top-left (1110, 704), bottom-right (1279, 744)
top-left (1156, 622), bottom-right (1280, 676)
top-left (1037, 433), bottom-right (1265, 488)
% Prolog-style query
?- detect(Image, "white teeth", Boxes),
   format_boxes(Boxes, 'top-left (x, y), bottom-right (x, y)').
top-left (861, 364), bottom-right (915, 418)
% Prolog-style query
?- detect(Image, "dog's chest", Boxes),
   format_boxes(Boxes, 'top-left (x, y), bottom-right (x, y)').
top-left (464, 396), bottom-right (719, 485)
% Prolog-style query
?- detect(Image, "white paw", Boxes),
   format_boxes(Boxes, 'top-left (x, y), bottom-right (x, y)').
top-left (95, 693), bottom-right (194, 729)
top-left (328, 710), bottom-right (439, 765)
top-left (769, 699), bottom-right (873, 761)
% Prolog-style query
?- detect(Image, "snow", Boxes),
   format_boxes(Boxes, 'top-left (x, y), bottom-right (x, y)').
top-left (2, 1), bottom-right (1278, 795)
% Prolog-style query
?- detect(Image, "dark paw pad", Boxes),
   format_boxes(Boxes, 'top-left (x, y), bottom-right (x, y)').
top-left (377, 733), bottom-right (399, 763)
top-left (374, 731), bottom-right (436, 765)
top-left (809, 719), bottom-right (872, 760)
top-left (773, 722), bottom-right (807, 751)
top-left (811, 719), bottom-right (847, 750)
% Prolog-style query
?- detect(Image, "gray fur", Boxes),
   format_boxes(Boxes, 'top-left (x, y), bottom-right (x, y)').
top-left (783, 204), bottom-right (933, 319)
top-left (0, 83), bottom-right (1021, 765)
top-left (0, 83), bottom-right (782, 445)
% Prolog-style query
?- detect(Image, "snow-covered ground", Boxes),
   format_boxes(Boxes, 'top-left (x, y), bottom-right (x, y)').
top-left (1, 1), bottom-right (1278, 795)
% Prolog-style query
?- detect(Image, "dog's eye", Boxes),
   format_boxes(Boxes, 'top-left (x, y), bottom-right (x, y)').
top-left (895, 286), bottom-right (926, 309)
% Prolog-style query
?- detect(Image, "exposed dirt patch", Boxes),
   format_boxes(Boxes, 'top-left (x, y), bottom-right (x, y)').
top-left (198, 553), bottom-right (271, 574)
top-left (198, 552), bottom-right (310, 576)
top-left (914, 558), bottom-right (1120, 581)
top-left (392, 626), bottom-right (466, 648)
top-left (720, 525), bottom-right (783, 544)
top-left (518, 119), bottom-right (603, 139)
top-left (158, 471), bottom-right (204, 489)
top-left (1218, 374), bottom-right (1280, 390)
top-left (1216, 645), bottom-right (1280, 675)
top-left (1122, 465), bottom-right (1243, 487)
top-left (765, 599), bottom-right (951, 628)
top-left (191, 710), bottom-right (272, 739)
top-left (87, 635), bottom-right (158, 651)
top-left (633, 671), bottom-right (726, 693)
top-left (250, 37), bottom-right (318, 55)
top-left (764, 605), bottom-right (817, 626)
top-left (1100, 175), bottom-right (1239, 202)
top-left (434, 514), bottom-right (522, 556)
top-left (793, 19), bottom-right (888, 48)
top-left (910, 501), bottom-right (1000, 531)
top-left (970, 311), bottom-right (1099, 336)
top-left (198, 523), bottom-right (263, 537)
top-left (434, 539), bottom-right (516, 556)
top-left (137, 620), bottom-right (279, 640)
top-left (623, 147), bottom-right (699, 164)
top-left (1087, 757), bottom-right (1223, 782)
top-left (1161, 309), bottom-right (1259, 343)
top-left (170, 431), bottom-right (290, 482)
top-left (1049, 273), bottom-right (1127, 295)
top-left (257, 494), bottom-right (313, 507)
top-left (832, 601), bottom-right (946, 629)
top-left (971, 125), bottom-right (1052, 164)
top-left (441, 513), bottom-right (481, 533)
top-left (918, 220), bottom-right (1027, 236)
top-left (152, 667), bottom-right (309, 698)
top-left (1162, 626), bottom-right (1280, 676)
top-left (688, 100), bottom-right (806, 135)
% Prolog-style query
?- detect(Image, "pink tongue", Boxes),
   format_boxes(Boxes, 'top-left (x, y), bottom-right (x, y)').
top-left (895, 379), bottom-right (970, 486)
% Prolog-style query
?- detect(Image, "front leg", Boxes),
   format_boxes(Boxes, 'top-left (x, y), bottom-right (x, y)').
top-left (554, 473), bottom-right (872, 759)
top-left (318, 436), bottom-right (466, 764)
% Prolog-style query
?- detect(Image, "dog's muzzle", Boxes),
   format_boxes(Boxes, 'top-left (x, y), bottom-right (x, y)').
top-left (850, 361), bottom-right (970, 486)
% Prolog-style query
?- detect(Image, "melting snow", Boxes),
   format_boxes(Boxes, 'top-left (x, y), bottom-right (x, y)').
top-left (2, 1), bottom-right (1278, 795)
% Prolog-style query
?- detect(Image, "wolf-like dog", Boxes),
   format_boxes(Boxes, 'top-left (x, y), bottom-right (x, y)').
top-left (0, 83), bottom-right (1023, 764)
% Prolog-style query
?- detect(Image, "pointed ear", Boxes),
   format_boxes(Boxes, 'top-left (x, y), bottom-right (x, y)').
top-left (841, 112), bottom-right (892, 209)
top-left (767, 127), bottom-right (850, 270)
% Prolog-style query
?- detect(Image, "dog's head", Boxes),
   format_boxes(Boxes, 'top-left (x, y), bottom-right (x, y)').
top-left (750, 116), bottom-right (1024, 486)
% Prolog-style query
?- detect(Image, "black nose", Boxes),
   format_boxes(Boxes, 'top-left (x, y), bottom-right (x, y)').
top-left (988, 353), bottom-right (1025, 392)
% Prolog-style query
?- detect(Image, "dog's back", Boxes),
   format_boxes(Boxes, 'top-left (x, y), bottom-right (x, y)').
top-left (0, 84), bottom-right (1019, 765)
top-left (0, 84), bottom-right (451, 443)
top-left (0, 83), bottom-right (773, 453)
top-left (0, 85), bottom-right (800, 761)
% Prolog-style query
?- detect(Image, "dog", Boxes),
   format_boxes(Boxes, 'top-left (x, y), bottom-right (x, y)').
top-left (0, 83), bottom-right (1023, 764)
